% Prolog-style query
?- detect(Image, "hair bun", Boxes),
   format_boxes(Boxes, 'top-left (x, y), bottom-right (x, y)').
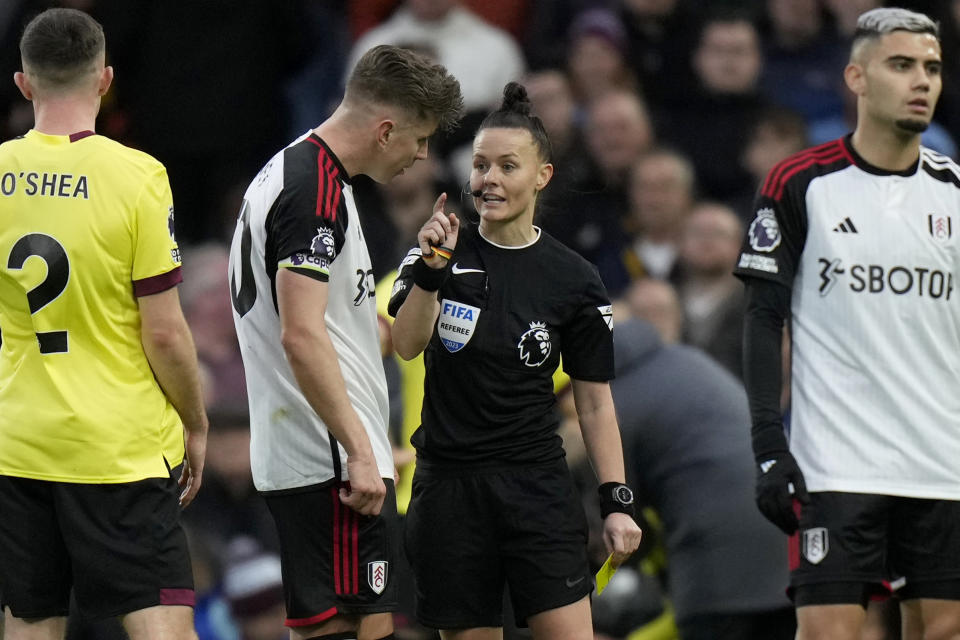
top-left (500, 81), bottom-right (532, 116)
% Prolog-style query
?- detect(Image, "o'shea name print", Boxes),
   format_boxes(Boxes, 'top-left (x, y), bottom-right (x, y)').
top-left (0, 171), bottom-right (90, 199)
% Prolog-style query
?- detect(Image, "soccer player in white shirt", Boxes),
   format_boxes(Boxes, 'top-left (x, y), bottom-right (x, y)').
top-left (229, 45), bottom-right (462, 640)
top-left (735, 8), bottom-right (960, 640)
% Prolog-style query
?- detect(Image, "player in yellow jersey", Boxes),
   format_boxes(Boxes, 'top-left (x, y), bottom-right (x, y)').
top-left (0, 9), bottom-right (208, 639)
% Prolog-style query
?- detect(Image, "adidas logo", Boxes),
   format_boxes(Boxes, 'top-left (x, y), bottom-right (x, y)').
top-left (833, 217), bottom-right (858, 233)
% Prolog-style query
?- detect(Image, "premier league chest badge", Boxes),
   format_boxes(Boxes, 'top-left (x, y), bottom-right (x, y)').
top-left (438, 299), bottom-right (481, 353)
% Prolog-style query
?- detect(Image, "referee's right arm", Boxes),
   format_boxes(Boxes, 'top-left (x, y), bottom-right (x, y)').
top-left (392, 195), bottom-right (460, 359)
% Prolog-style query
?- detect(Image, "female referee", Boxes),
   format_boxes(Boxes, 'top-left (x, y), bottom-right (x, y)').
top-left (387, 82), bottom-right (643, 640)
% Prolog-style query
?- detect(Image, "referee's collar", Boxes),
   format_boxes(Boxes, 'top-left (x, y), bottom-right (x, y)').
top-left (844, 134), bottom-right (919, 177)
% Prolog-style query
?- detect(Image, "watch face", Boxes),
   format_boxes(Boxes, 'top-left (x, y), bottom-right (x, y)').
top-left (614, 485), bottom-right (634, 505)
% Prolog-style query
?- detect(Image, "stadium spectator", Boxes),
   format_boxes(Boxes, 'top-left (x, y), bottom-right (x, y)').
top-left (540, 89), bottom-right (653, 269)
top-left (597, 147), bottom-right (696, 296)
top-left (349, 0), bottom-right (533, 43)
top-left (97, 0), bottom-right (311, 244)
top-left (611, 318), bottom-right (794, 640)
top-left (616, 277), bottom-right (684, 344)
top-left (0, 0), bottom-right (32, 141)
top-left (677, 202), bottom-right (745, 380)
top-left (389, 82), bottom-right (642, 639)
top-left (934, 0), bottom-right (960, 146)
top-left (188, 526), bottom-right (241, 640)
top-left (222, 537), bottom-right (286, 640)
top-left (180, 407), bottom-right (278, 555)
top-left (658, 11), bottom-right (768, 203)
top-left (759, 0), bottom-right (848, 123)
top-left (228, 44), bottom-right (462, 640)
top-left (180, 243), bottom-right (247, 410)
top-left (522, 0), bottom-right (597, 71)
top-left (584, 89), bottom-right (656, 197)
top-left (735, 8), bottom-right (960, 639)
top-left (355, 153), bottom-right (462, 282)
top-left (822, 0), bottom-right (883, 41)
top-left (346, 0), bottom-right (525, 176)
top-left (0, 8), bottom-right (208, 638)
top-left (565, 8), bottom-right (638, 107)
top-left (525, 68), bottom-right (578, 147)
top-left (617, 0), bottom-right (700, 110)
top-left (737, 106), bottom-right (810, 221)
top-left (283, 1), bottom-right (352, 140)
top-left (524, 68), bottom-right (595, 234)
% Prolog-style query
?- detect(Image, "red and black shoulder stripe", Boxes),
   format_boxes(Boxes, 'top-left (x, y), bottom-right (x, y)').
top-left (760, 138), bottom-right (854, 201)
top-left (305, 135), bottom-right (344, 222)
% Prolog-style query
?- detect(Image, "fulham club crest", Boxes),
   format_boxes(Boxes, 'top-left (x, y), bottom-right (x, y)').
top-left (802, 527), bottom-right (829, 565)
top-left (368, 561), bottom-right (388, 595)
top-left (929, 214), bottom-right (953, 243)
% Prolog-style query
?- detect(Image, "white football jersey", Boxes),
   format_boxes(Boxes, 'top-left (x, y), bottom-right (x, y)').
top-left (736, 137), bottom-right (960, 499)
top-left (228, 131), bottom-right (392, 492)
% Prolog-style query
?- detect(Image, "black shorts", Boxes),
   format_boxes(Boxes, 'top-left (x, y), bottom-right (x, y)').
top-left (263, 479), bottom-right (399, 627)
top-left (0, 465), bottom-right (194, 619)
top-left (791, 492), bottom-right (960, 606)
top-left (404, 458), bottom-right (591, 629)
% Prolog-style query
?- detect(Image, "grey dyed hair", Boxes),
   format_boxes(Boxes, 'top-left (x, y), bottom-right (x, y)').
top-left (851, 8), bottom-right (939, 60)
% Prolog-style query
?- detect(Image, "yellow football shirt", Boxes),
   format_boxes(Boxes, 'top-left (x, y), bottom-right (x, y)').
top-left (0, 130), bottom-right (184, 482)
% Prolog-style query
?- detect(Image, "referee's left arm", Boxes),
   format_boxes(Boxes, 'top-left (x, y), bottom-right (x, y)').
top-left (572, 379), bottom-right (643, 563)
top-left (571, 379), bottom-right (625, 485)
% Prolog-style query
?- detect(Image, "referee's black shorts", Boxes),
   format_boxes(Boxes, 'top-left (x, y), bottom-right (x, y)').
top-left (0, 463), bottom-right (194, 619)
top-left (405, 457), bottom-right (592, 629)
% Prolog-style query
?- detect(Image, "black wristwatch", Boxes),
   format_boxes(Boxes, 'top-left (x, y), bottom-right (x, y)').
top-left (598, 482), bottom-right (635, 518)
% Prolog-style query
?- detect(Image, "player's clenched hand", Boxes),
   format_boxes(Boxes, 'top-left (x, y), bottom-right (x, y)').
top-left (179, 427), bottom-right (207, 507)
top-left (602, 512), bottom-right (643, 567)
top-left (755, 451), bottom-right (809, 534)
top-left (417, 193), bottom-right (459, 269)
top-left (340, 456), bottom-right (387, 516)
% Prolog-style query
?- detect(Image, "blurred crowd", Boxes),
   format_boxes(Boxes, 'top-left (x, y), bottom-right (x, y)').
top-left (2, 0), bottom-right (954, 638)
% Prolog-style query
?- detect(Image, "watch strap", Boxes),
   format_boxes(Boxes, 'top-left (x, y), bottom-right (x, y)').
top-left (598, 481), bottom-right (635, 518)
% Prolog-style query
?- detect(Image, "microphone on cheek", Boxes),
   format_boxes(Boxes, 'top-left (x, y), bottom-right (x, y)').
top-left (462, 180), bottom-right (483, 199)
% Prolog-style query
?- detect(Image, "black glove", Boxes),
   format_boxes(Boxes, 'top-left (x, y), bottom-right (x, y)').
top-left (755, 451), bottom-right (810, 534)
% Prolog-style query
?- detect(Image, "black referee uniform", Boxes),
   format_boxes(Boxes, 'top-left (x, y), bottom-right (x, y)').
top-left (388, 223), bottom-right (615, 628)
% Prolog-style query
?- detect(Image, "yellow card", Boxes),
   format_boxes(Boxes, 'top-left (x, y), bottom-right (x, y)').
top-left (595, 554), bottom-right (619, 595)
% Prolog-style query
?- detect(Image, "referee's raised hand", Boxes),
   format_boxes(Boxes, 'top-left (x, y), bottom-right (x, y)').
top-left (418, 193), bottom-right (460, 268)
